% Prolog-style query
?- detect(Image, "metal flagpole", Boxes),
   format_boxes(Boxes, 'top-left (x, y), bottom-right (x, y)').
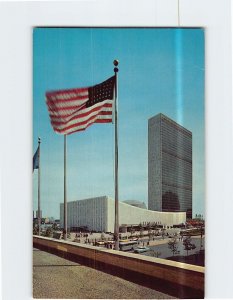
top-left (38, 137), bottom-right (41, 236)
top-left (64, 134), bottom-right (67, 240)
top-left (113, 60), bottom-right (119, 250)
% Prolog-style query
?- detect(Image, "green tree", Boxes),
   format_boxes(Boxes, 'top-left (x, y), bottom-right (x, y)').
top-left (168, 238), bottom-right (178, 256)
top-left (101, 232), bottom-right (105, 241)
top-left (139, 227), bottom-right (144, 238)
top-left (33, 224), bottom-right (39, 235)
top-left (52, 223), bottom-right (58, 230)
top-left (45, 226), bottom-right (53, 237)
top-left (138, 222), bottom-right (144, 238)
top-left (130, 225), bottom-right (134, 236)
top-left (183, 235), bottom-right (196, 256)
top-left (148, 227), bottom-right (153, 240)
top-left (161, 228), bottom-right (166, 240)
top-left (200, 225), bottom-right (204, 251)
top-left (150, 249), bottom-right (161, 258)
top-left (146, 222), bottom-right (151, 230)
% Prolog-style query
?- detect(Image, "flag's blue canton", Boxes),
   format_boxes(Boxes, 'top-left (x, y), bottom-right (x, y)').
top-left (33, 147), bottom-right (39, 171)
top-left (87, 76), bottom-right (115, 107)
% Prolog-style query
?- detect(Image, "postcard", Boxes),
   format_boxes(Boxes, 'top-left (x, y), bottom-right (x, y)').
top-left (33, 27), bottom-right (205, 299)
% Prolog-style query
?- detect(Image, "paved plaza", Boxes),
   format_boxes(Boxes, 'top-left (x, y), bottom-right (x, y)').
top-left (67, 231), bottom-right (204, 259)
top-left (33, 248), bottom-right (175, 299)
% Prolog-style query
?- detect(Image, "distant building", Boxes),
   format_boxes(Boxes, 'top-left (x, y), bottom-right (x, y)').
top-left (148, 113), bottom-right (192, 218)
top-left (44, 218), bottom-right (50, 224)
top-left (60, 196), bottom-right (186, 232)
top-left (123, 200), bottom-right (147, 209)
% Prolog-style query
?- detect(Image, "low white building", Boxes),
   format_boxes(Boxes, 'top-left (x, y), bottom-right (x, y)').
top-left (60, 196), bottom-right (186, 232)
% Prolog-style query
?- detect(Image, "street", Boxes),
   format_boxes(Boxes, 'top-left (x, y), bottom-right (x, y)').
top-left (141, 236), bottom-right (205, 259)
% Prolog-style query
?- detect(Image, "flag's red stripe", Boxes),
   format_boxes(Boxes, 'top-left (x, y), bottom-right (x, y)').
top-left (53, 112), bottom-right (112, 133)
top-left (46, 94), bottom-right (89, 104)
top-left (47, 97), bottom-right (113, 113)
top-left (50, 103), bottom-right (112, 125)
top-left (48, 104), bottom-right (87, 112)
top-left (46, 87), bottom-right (88, 97)
top-left (51, 111), bottom-right (112, 126)
top-left (49, 102), bottom-right (112, 119)
top-left (94, 119), bottom-right (112, 123)
top-left (53, 113), bottom-right (112, 132)
top-left (69, 121), bottom-right (94, 134)
top-left (65, 119), bottom-right (112, 135)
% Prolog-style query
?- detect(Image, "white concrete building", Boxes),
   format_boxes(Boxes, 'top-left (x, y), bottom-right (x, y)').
top-left (123, 200), bottom-right (147, 209)
top-left (60, 196), bottom-right (186, 232)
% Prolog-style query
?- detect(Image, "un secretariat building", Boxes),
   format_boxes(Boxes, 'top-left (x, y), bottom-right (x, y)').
top-left (148, 113), bottom-right (192, 219)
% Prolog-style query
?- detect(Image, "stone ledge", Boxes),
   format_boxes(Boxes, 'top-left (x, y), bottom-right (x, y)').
top-left (33, 235), bottom-right (204, 298)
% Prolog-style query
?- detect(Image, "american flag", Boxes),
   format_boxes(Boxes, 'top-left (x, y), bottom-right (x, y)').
top-left (46, 76), bottom-right (115, 135)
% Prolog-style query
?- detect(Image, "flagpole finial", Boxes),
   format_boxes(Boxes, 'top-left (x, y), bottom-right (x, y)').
top-left (113, 59), bottom-right (119, 66)
top-left (113, 60), bottom-right (119, 73)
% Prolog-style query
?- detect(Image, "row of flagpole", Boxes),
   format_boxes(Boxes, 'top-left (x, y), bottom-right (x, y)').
top-left (34, 60), bottom-right (120, 250)
top-left (33, 136), bottom-right (41, 236)
top-left (38, 138), bottom-right (41, 236)
top-left (64, 134), bottom-right (67, 241)
top-left (113, 60), bottom-right (119, 250)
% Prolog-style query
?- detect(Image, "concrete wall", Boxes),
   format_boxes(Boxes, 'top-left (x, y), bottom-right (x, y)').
top-left (60, 196), bottom-right (108, 232)
top-left (33, 236), bottom-right (204, 299)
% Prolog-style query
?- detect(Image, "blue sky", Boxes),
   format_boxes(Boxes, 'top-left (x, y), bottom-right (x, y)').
top-left (33, 28), bottom-right (204, 219)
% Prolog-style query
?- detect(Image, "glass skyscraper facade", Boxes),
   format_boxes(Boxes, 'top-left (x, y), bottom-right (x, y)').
top-left (148, 113), bottom-right (192, 218)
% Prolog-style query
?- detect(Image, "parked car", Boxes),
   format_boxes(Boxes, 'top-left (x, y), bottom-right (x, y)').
top-left (134, 246), bottom-right (150, 253)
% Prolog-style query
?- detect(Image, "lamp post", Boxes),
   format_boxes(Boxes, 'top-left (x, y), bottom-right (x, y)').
top-left (200, 224), bottom-right (204, 251)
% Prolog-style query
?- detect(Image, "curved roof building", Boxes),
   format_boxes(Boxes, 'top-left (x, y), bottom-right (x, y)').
top-left (60, 196), bottom-right (186, 232)
top-left (123, 200), bottom-right (147, 209)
